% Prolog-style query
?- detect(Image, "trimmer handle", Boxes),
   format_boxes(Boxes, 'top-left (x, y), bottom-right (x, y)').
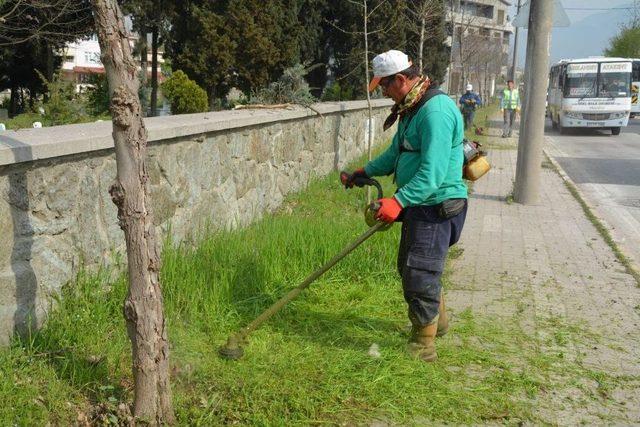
top-left (340, 171), bottom-right (384, 200)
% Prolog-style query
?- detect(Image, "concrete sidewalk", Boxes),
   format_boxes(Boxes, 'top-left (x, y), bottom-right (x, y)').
top-left (447, 132), bottom-right (640, 423)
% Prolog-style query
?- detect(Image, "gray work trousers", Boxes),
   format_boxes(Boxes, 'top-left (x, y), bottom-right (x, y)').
top-left (397, 203), bottom-right (467, 326)
top-left (502, 109), bottom-right (517, 137)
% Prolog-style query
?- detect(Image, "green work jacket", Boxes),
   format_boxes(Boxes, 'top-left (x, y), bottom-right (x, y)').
top-left (364, 94), bottom-right (468, 207)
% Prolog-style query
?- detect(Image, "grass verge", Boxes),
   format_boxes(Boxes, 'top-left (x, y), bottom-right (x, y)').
top-left (1, 150), bottom-right (631, 425)
top-left (465, 102), bottom-right (518, 151)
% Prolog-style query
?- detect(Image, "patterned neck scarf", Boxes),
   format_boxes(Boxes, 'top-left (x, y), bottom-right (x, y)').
top-left (383, 77), bottom-right (431, 131)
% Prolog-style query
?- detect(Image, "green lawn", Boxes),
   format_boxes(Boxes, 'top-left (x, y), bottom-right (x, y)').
top-left (0, 142), bottom-right (603, 425)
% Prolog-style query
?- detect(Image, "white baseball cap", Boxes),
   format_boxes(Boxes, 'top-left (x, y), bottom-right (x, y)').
top-left (466, 84), bottom-right (473, 91)
top-left (368, 50), bottom-right (411, 92)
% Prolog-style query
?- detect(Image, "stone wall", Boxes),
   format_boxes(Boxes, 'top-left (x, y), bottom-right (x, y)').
top-left (0, 100), bottom-right (392, 345)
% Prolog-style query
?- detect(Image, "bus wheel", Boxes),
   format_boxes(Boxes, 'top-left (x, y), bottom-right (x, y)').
top-left (611, 127), bottom-right (621, 135)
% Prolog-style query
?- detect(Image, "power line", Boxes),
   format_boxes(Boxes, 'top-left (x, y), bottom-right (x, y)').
top-left (563, 7), bottom-right (636, 10)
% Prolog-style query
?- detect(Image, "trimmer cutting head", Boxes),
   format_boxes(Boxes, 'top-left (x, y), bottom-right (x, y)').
top-left (218, 335), bottom-right (245, 360)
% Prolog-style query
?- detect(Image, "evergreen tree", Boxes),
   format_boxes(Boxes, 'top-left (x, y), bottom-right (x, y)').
top-left (0, 0), bottom-right (94, 115)
top-left (166, 0), bottom-right (327, 107)
top-left (166, 1), bottom-right (237, 108)
top-left (0, 41), bottom-right (51, 116)
top-left (227, 0), bottom-right (303, 92)
top-left (324, 0), bottom-right (409, 100)
top-left (292, 0), bottom-right (330, 97)
top-left (121, 0), bottom-right (174, 115)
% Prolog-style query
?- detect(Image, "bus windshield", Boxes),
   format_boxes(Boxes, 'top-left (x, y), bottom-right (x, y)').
top-left (564, 74), bottom-right (597, 98)
top-left (563, 62), bottom-right (631, 98)
top-left (599, 72), bottom-right (631, 98)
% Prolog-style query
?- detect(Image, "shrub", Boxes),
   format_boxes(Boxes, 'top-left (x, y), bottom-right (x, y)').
top-left (161, 70), bottom-right (208, 114)
top-left (251, 63), bottom-right (316, 106)
top-left (37, 71), bottom-right (90, 126)
top-left (321, 81), bottom-right (354, 102)
top-left (86, 74), bottom-right (111, 116)
top-left (4, 112), bottom-right (44, 130)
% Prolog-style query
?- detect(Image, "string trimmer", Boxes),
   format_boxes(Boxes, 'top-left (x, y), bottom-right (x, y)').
top-left (218, 172), bottom-right (392, 360)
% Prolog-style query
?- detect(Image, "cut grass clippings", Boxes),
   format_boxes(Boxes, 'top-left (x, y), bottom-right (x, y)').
top-left (1, 150), bottom-right (623, 425)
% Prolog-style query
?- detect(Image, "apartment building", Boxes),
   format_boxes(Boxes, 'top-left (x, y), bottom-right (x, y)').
top-left (443, 0), bottom-right (514, 98)
top-left (60, 30), bottom-right (163, 93)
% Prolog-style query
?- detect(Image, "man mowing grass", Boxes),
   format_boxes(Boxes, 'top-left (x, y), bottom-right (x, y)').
top-left (345, 50), bottom-right (468, 362)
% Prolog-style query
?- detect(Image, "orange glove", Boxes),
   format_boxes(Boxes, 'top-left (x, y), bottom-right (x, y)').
top-left (375, 197), bottom-right (403, 223)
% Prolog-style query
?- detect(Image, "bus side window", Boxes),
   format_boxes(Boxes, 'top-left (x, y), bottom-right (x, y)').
top-left (633, 62), bottom-right (640, 81)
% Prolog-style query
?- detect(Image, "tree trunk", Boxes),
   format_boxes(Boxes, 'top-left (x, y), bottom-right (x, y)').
top-left (139, 27), bottom-right (149, 115)
top-left (363, 0), bottom-right (373, 203)
top-left (45, 42), bottom-right (54, 102)
top-left (150, 25), bottom-right (159, 116)
top-left (89, 0), bottom-right (175, 424)
top-left (207, 86), bottom-right (216, 110)
top-left (9, 84), bottom-right (18, 117)
top-left (418, 16), bottom-right (425, 73)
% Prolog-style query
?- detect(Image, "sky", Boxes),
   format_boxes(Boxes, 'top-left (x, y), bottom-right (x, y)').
top-left (510, 0), bottom-right (633, 21)
top-left (511, 0), bottom-right (636, 66)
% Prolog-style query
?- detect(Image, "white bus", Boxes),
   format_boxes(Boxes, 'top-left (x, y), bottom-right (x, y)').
top-left (548, 57), bottom-right (632, 135)
top-left (630, 59), bottom-right (640, 116)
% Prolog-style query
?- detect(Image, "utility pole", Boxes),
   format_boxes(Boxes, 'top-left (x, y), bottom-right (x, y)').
top-left (514, 0), bottom-right (553, 205)
top-left (510, 0), bottom-right (522, 81)
top-left (445, 0), bottom-right (456, 94)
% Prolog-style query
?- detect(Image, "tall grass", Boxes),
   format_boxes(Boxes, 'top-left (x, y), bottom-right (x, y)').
top-left (0, 151), bottom-right (618, 425)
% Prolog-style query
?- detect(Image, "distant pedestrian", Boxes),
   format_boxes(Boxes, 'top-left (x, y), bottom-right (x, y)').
top-left (459, 84), bottom-right (482, 130)
top-left (501, 80), bottom-right (520, 138)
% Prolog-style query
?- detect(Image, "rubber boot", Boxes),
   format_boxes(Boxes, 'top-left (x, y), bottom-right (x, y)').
top-left (436, 291), bottom-right (449, 337)
top-left (407, 316), bottom-right (438, 362)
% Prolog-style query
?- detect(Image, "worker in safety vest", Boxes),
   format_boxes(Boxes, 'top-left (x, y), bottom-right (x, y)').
top-left (501, 80), bottom-right (520, 138)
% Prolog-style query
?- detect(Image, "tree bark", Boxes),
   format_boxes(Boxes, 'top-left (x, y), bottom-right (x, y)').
top-left (90, 0), bottom-right (175, 424)
top-left (363, 0), bottom-right (373, 203)
top-left (207, 86), bottom-right (216, 111)
top-left (9, 83), bottom-right (18, 117)
top-left (139, 27), bottom-right (148, 115)
top-left (150, 25), bottom-right (159, 116)
top-left (45, 42), bottom-right (54, 102)
top-left (418, 16), bottom-right (425, 72)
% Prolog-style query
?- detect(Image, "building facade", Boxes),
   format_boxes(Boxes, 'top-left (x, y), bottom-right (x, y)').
top-left (60, 32), bottom-right (164, 94)
top-left (443, 0), bottom-right (514, 100)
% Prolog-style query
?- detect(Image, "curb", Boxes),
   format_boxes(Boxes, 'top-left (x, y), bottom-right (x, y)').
top-left (543, 148), bottom-right (640, 287)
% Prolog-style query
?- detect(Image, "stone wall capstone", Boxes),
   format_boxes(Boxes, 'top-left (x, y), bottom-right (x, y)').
top-left (0, 99), bottom-right (393, 345)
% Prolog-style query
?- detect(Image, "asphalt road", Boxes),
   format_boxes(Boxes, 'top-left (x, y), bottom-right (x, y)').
top-left (545, 118), bottom-right (640, 269)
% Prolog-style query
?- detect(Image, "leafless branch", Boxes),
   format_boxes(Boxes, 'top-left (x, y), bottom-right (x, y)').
top-left (324, 18), bottom-right (363, 35)
top-left (0, 0), bottom-right (93, 45)
top-left (367, 0), bottom-right (388, 19)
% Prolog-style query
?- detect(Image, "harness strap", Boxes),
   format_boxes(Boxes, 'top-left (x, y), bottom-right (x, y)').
top-left (398, 88), bottom-right (447, 154)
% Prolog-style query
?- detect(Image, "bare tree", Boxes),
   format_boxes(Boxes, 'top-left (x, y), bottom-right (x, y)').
top-left (330, 0), bottom-right (395, 201)
top-left (0, 0), bottom-right (93, 46)
top-left (90, 0), bottom-right (175, 423)
top-left (448, 1), bottom-right (488, 94)
top-left (404, 0), bottom-right (443, 72)
top-left (465, 32), bottom-right (503, 101)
